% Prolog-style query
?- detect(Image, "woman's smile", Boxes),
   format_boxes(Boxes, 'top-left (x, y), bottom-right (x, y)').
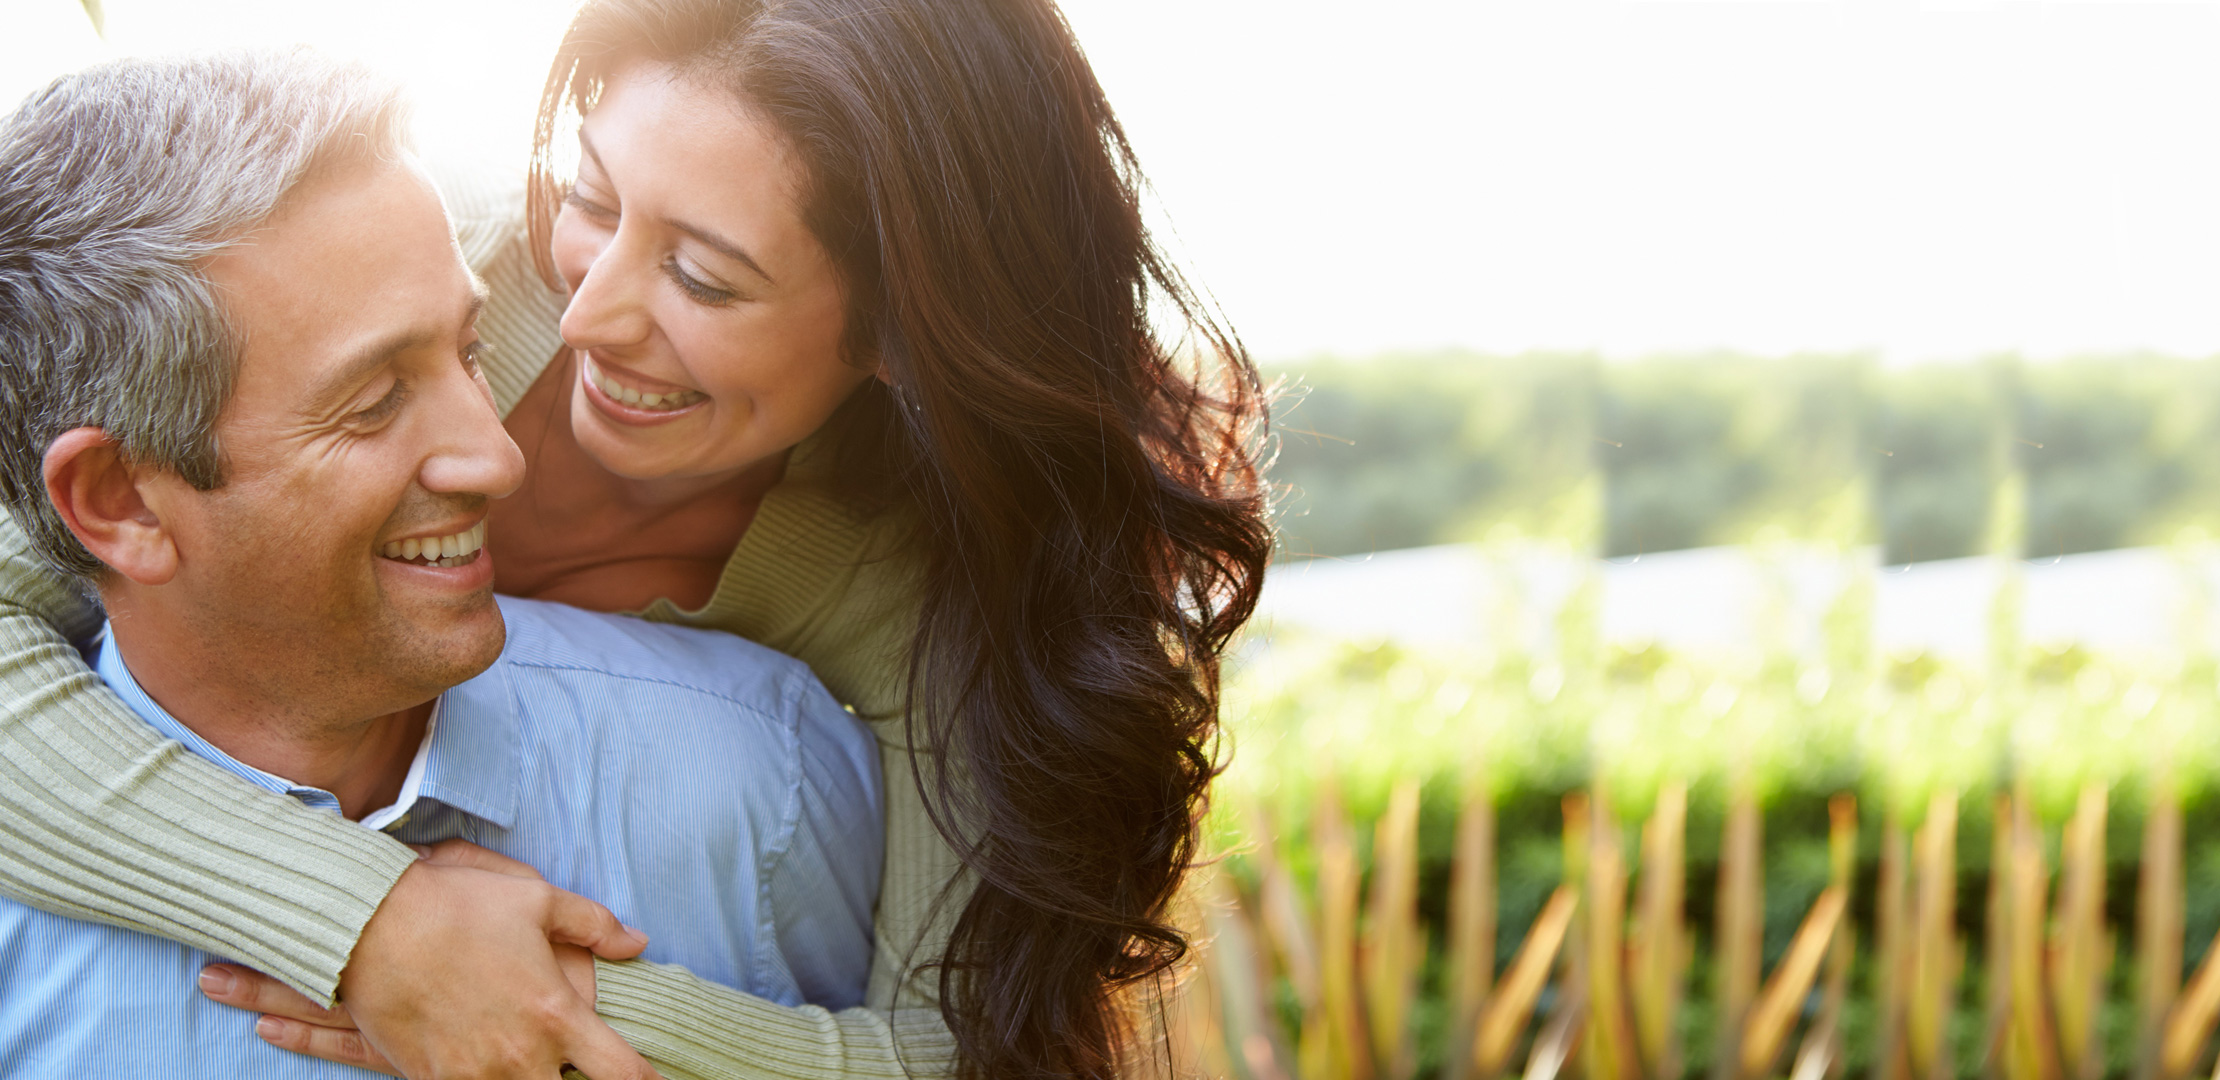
top-left (579, 353), bottom-right (708, 425)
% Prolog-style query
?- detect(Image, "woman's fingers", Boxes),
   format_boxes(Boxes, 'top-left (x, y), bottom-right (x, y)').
top-left (328, 860), bottom-right (658, 1079)
top-left (554, 943), bottom-right (601, 1005)
top-left (557, 1002), bottom-right (664, 1080)
top-left (198, 964), bottom-right (355, 1028)
top-left (416, 838), bottom-right (544, 879)
top-left (254, 1015), bottom-right (400, 1076)
top-left (545, 885), bottom-right (650, 960)
top-left (413, 840), bottom-right (649, 958)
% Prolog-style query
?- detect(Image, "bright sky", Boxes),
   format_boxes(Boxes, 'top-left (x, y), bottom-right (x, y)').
top-left (10, 0), bottom-right (2220, 362)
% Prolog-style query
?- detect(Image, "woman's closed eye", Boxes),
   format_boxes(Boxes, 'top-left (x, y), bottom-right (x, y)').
top-left (662, 257), bottom-right (738, 305)
top-left (562, 186), bottom-right (616, 221)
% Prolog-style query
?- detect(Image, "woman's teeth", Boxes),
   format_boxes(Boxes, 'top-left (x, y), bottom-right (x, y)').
top-left (588, 361), bottom-right (704, 411)
top-left (381, 521), bottom-right (486, 568)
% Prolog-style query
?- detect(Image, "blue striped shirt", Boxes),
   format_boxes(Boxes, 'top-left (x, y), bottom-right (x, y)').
top-left (0, 595), bottom-right (883, 1077)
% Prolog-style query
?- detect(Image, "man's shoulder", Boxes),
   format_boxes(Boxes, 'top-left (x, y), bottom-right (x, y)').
top-left (490, 594), bottom-right (825, 710)
top-left (476, 597), bottom-right (884, 878)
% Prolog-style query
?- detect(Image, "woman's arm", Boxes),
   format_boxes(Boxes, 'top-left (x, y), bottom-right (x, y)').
top-left (233, 952), bottom-right (961, 1080)
top-left (0, 520), bottom-right (417, 1000)
top-left (594, 959), bottom-right (957, 1080)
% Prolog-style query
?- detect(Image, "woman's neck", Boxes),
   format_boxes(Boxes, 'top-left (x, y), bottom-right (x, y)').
top-left (488, 350), bottom-right (783, 613)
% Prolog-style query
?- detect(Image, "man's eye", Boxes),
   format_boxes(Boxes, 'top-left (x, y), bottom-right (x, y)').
top-left (349, 381), bottom-right (408, 426)
top-left (461, 341), bottom-right (487, 378)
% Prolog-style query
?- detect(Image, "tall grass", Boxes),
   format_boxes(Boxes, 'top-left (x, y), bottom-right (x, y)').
top-left (1190, 543), bottom-right (2220, 1079)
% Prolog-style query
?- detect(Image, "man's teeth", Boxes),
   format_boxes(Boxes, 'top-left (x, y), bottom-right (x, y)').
top-left (381, 521), bottom-right (486, 567)
top-left (588, 361), bottom-right (704, 411)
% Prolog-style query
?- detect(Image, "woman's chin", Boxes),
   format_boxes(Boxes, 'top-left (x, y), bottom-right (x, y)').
top-left (571, 397), bottom-right (704, 481)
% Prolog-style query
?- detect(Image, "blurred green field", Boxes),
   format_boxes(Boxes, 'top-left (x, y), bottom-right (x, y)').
top-left (1193, 354), bottom-right (2220, 1079)
top-left (1268, 353), bottom-right (2220, 562)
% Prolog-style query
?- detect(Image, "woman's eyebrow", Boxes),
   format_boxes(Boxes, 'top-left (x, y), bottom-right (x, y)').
top-left (669, 219), bottom-right (774, 285)
top-left (576, 129), bottom-right (775, 286)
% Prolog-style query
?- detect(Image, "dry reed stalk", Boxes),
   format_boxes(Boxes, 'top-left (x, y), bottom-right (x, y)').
top-left (1476, 887), bottom-right (1581, 1079)
top-left (2003, 791), bottom-right (2062, 1080)
top-left (1908, 792), bottom-right (1961, 1080)
top-left (1448, 780), bottom-right (1500, 1080)
top-left (1711, 786), bottom-right (1764, 1080)
top-left (1365, 781), bottom-right (1424, 1080)
top-left (1742, 885), bottom-right (1849, 1077)
top-left (2159, 925), bottom-right (2220, 1077)
top-left (1873, 810), bottom-right (1912, 1080)
top-left (1315, 780), bottom-right (1376, 1080)
top-left (2138, 779), bottom-right (2183, 1080)
top-left (1630, 783), bottom-right (1688, 1080)
top-left (1582, 793), bottom-right (1639, 1080)
top-left (1792, 794), bottom-right (1859, 1080)
top-left (2051, 785), bottom-right (2109, 1080)
top-left (1987, 792), bottom-right (2015, 1079)
top-left (1561, 792), bottom-right (1593, 1080)
top-left (1247, 801), bottom-right (1321, 1007)
top-left (1200, 868), bottom-right (1294, 1080)
top-left (1528, 984), bottom-right (1589, 1080)
top-left (1167, 884), bottom-right (1233, 1080)
top-left (1247, 799), bottom-right (1328, 1077)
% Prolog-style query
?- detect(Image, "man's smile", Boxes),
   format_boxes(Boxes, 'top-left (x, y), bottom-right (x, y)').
top-left (380, 521), bottom-right (487, 568)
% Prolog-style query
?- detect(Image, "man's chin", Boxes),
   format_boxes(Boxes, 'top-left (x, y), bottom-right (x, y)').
top-left (385, 592), bottom-right (509, 690)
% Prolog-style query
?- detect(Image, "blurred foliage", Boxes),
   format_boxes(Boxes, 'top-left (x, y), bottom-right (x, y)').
top-left (1268, 352), bottom-right (2220, 563)
top-left (1599, 354), bottom-right (1873, 558)
top-left (2017, 357), bottom-right (2220, 560)
top-left (1209, 604), bottom-right (2220, 1078)
top-left (1271, 353), bottom-right (1600, 558)
top-left (1218, 348), bottom-right (2220, 1074)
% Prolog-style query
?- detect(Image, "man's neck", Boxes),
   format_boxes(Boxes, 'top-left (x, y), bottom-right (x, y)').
top-left (102, 616), bottom-right (431, 822)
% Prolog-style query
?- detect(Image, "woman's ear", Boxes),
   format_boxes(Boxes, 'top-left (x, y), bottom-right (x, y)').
top-left (42, 428), bottom-right (179, 586)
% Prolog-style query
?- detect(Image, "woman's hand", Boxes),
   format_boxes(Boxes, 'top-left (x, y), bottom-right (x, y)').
top-left (199, 840), bottom-right (659, 1079)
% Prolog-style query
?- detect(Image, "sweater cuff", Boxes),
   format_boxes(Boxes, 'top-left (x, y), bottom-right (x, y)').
top-left (594, 958), bottom-right (957, 1080)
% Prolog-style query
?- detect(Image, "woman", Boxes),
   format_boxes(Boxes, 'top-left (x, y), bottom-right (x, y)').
top-left (0, 0), bottom-right (1269, 1077)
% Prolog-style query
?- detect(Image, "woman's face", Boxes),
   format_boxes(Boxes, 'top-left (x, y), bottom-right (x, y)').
top-left (549, 62), bottom-right (870, 485)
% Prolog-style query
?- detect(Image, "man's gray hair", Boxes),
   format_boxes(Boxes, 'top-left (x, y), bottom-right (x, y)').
top-left (0, 49), bottom-right (409, 581)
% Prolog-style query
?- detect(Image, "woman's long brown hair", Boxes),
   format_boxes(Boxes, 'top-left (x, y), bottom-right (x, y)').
top-left (530, 1), bottom-right (1271, 1075)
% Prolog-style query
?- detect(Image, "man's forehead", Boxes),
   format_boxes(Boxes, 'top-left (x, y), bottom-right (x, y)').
top-left (204, 159), bottom-right (474, 404)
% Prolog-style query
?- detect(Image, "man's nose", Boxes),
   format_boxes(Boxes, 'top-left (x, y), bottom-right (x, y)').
top-left (417, 365), bottom-right (526, 500)
top-left (559, 233), bottom-right (655, 352)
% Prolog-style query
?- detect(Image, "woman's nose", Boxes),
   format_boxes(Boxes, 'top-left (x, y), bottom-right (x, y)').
top-left (559, 236), bottom-right (656, 352)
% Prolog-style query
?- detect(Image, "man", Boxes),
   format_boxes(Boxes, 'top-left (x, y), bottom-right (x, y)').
top-left (0, 51), bottom-right (883, 1077)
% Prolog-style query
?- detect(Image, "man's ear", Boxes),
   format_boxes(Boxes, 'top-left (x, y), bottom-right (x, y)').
top-left (42, 428), bottom-right (178, 586)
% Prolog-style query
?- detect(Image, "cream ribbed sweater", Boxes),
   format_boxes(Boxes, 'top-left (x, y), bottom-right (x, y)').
top-left (0, 168), bottom-right (962, 1079)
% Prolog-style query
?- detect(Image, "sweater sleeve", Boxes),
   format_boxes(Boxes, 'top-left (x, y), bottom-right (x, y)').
top-left (0, 517), bottom-right (420, 1005)
top-left (594, 959), bottom-right (960, 1080)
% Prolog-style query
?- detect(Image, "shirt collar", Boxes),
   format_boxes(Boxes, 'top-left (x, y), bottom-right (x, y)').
top-left (93, 624), bottom-right (517, 831)
top-left (414, 658), bottom-right (521, 831)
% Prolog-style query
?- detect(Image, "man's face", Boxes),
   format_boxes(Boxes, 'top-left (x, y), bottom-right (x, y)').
top-left (150, 158), bottom-right (525, 723)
